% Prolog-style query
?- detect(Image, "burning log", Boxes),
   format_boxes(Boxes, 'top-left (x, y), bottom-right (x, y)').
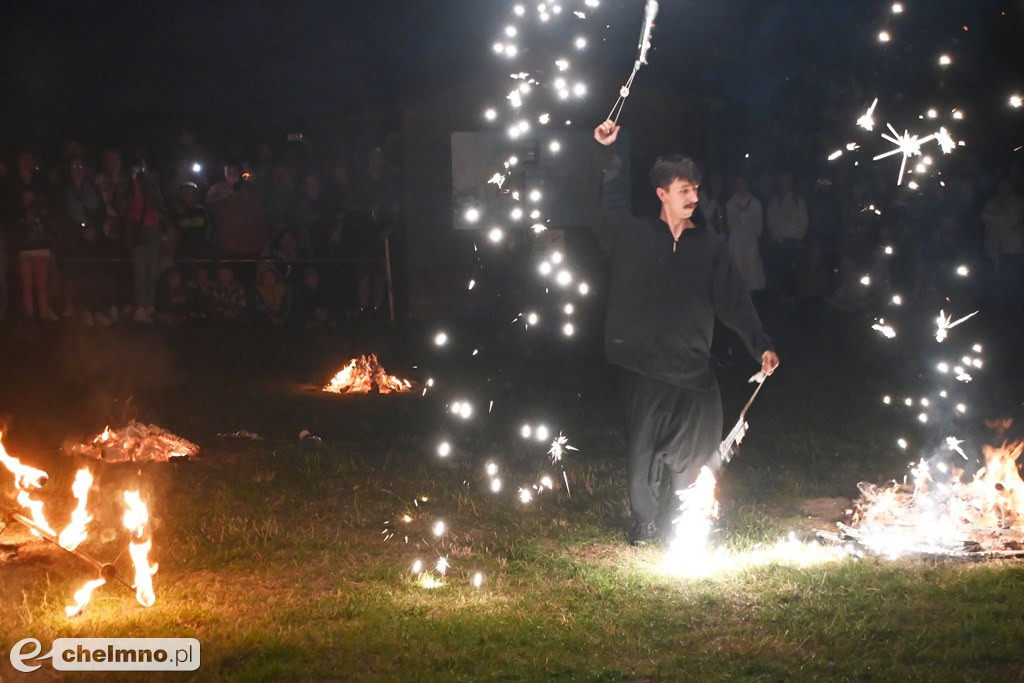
top-left (65, 421), bottom-right (199, 463)
top-left (323, 354), bottom-right (414, 394)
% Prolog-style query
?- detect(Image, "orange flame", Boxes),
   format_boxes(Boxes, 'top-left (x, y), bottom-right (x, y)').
top-left (851, 439), bottom-right (1024, 556)
top-left (65, 577), bottom-right (106, 618)
top-left (0, 433), bottom-right (48, 490)
top-left (323, 354), bottom-right (413, 394)
top-left (57, 468), bottom-right (93, 551)
top-left (123, 490), bottom-right (158, 607)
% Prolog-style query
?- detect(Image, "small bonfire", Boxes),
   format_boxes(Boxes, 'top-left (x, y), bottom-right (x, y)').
top-left (65, 421), bottom-right (199, 463)
top-left (837, 437), bottom-right (1024, 558)
top-left (323, 354), bottom-right (414, 394)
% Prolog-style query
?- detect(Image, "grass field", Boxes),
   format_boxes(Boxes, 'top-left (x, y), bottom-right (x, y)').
top-left (2, 313), bottom-right (1024, 681)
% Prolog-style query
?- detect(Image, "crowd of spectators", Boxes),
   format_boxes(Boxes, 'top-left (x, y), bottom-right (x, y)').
top-left (695, 153), bottom-right (1024, 320)
top-left (0, 129), bottom-right (401, 328)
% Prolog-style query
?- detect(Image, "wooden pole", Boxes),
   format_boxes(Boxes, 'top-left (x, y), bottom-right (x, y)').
top-left (383, 236), bottom-right (395, 323)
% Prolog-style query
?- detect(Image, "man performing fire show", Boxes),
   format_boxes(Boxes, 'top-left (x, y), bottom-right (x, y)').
top-left (582, 119), bottom-right (780, 546)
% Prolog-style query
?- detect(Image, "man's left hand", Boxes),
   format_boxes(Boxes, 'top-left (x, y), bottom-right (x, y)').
top-left (761, 350), bottom-right (780, 376)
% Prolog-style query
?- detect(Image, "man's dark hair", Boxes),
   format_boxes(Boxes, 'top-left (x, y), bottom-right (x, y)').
top-left (650, 155), bottom-right (701, 190)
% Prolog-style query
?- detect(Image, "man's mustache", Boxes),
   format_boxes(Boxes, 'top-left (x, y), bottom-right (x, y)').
top-left (684, 202), bottom-right (698, 210)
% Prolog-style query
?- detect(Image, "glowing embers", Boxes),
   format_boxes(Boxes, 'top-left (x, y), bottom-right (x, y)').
top-left (323, 354), bottom-right (414, 395)
top-left (66, 421), bottom-right (199, 463)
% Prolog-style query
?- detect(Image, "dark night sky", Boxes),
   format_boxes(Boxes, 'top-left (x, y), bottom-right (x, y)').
top-left (0, 1), bottom-right (1020, 156)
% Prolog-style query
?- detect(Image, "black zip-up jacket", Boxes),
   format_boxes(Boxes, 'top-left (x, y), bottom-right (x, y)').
top-left (575, 142), bottom-right (773, 390)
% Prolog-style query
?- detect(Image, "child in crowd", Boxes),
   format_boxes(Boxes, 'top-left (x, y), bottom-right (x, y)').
top-left (210, 263), bottom-right (246, 323)
top-left (250, 261), bottom-right (289, 327)
top-left (155, 268), bottom-right (189, 326)
top-left (291, 267), bottom-right (330, 328)
top-left (171, 181), bottom-right (211, 268)
top-left (187, 266), bottom-right (214, 321)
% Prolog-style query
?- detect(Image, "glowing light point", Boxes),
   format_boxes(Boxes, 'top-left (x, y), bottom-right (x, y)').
top-left (564, 303), bottom-right (575, 315)
top-left (488, 227), bottom-right (504, 243)
top-left (529, 189), bottom-right (542, 202)
top-left (578, 282), bottom-right (590, 295)
top-left (520, 424), bottom-right (532, 439)
top-left (526, 312), bottom-right (539, 326)
top-left (575, 37), bottom-right (587, 49)
top-left (437, 441), bottom-right (452, 458)
top-left (878, 31), bottom-right (891, 43)
top-left (883, 395), bottom-right (892, 404)
top-left (891, 294), bottom-right (902, 306)
top-left (486, 462), bottom-right (498, 477)
top-left (860, 275), bottom-right (871, 286)
top-left (549, 140), bottom-right (561, 153)
top-left (432, 520), bottom-right (446, 537)
top-left (884, 245), bottom-right (894, 255)
top-left (937, 362), bottom-right (949, 373)
top-left (473, 572), bottom-right (484, 588)
top-left (434, 331), bottom-right (448, 346)
top-left (490, 478), bottom-right (502, 493)
top-left (484, 108), bottom-right (497, 121)
top-left (535, 425), bottom-right (550, 442)
top-left (892, 2), bottom-right (903, 13)
top-left (538, 261), bottom-right (553, 276)
top-left (956, 403), bottom-right (967, 413)
top-left (956, 265), bottom-right (969, 277)
top-left (1011, 95), bottom-right (1023, 108)
top-left (563, 322), bottom-right (575, 337)
top-left (938, 54), bottom-right (952, 66)
top-left (898, 438), bottom-right (908, 449)
top-left (464, 208), bottom-right (480, 223)
top-left (556, 270), bottom-right (572, 286)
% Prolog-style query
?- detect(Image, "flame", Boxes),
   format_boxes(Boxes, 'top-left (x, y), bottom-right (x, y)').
top-left (123, 490), bottom-right (158, 607)
top-left (323, 354), bottom-right (413, 394)
top-left (0, 433), bottom-right (48, 489)
top-left (95, 426), bottom-right (113, 444)
top-left (16, 489), bottom-right (55, 537)
top-left (57, 468), bottom-right (93, 551)
top-left (849, 440), bottom-right (1024, 557)
top-left (70, 422), bottom-right (198, 462)
top-left (65, 577), bottom-right (106, 618)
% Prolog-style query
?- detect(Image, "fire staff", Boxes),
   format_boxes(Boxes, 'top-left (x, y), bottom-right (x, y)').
top-left (579, 120), bottom-right (780, 546)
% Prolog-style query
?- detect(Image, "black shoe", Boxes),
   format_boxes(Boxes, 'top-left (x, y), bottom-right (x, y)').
top-left (628, 521), bottom-right (657, 547)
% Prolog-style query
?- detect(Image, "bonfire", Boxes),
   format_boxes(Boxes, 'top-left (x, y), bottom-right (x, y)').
top-left (65, 421), bottom-right (199, 462)
top-left (323, 354), bottom-right (414, 394)
top-left (838, 438), bottom-right (1024, 558)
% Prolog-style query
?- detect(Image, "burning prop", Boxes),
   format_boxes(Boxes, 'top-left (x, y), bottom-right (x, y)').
top-left (1, 434), bottom-right (158, 617)
top-left (323, 354), bottom-right (414, 394)
top-left (65, 421), bottom-right (199, 462)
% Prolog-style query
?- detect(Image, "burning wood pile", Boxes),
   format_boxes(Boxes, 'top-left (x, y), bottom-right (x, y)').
top-left (65, 421), bottom-right (199, 462)
top-left (1, 434), bottom-right (158, 617)
top-left (323, 354), bottom-right (414, 394)
top-left (833, 440), bottom-right (1024, 559)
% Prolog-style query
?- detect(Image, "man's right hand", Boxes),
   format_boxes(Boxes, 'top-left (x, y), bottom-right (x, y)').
top-left (594, 120), bottom-right (620, 146)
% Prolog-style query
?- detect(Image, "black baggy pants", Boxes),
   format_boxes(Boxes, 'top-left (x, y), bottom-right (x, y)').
top-left (623, 370), bottom-right (723, 526)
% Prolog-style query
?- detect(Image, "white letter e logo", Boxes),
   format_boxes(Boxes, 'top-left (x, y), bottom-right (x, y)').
top-left (10, 637), bottom-right (52, 673)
